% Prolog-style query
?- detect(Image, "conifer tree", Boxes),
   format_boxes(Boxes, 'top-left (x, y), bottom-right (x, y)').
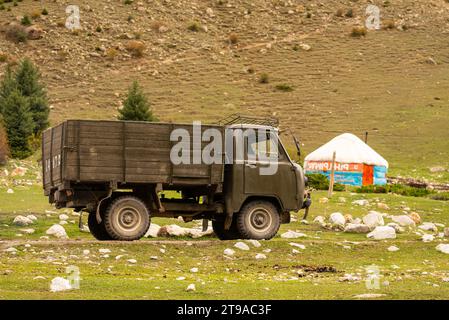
top-left (118, 81), bottom-right (156, 122)
top-left (0, 66), bottom-right (17, 115)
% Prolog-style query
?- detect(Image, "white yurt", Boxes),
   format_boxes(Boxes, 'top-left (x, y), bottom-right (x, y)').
top-left (304, 133), bottom-right (388, 186)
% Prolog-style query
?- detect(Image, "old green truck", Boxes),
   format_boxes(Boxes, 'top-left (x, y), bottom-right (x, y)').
top-left (42, 115), bottom-right (309, 241)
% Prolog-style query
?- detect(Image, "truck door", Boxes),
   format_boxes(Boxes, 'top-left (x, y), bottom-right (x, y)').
top-left (243, 131), bottom-right (297, 210)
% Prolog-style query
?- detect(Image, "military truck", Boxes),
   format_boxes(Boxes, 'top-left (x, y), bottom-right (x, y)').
top-left (42, 115), bottom-right (309, 241)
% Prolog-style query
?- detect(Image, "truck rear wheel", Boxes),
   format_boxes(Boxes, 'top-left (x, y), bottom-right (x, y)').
top-left (212, 218), bottom-right (241, 240)
top-left (236, 200), bottom-right (280, 240)
top-left (88, 212), bottom-right (112, 240)
top-left (104, 196), bottom-right (150, 241)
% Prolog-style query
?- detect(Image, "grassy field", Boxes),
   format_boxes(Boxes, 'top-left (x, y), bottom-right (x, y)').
top-left (1, 186), bottom-right (449, 299)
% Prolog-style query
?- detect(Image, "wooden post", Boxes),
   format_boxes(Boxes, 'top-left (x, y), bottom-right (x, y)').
top-left (364, 131), bottom-right (368, 144)
top-left (328, 151), bottom-right (336, 198)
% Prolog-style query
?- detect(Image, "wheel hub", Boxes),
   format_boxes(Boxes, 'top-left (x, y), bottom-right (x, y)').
top-left (250, 209), bottom-right (272, 231)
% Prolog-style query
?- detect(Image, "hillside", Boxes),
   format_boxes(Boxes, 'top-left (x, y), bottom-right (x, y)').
top-left (1, 0), bottom-right (449, 182)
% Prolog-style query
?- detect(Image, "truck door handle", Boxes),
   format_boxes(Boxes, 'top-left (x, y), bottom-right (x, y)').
top-left (245, 163), bottom-right (257, 168)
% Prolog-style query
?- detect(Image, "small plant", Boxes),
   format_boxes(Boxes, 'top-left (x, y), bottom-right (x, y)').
top-left (0, 5), bottom-right (5, 11)
top-left (0, 53), bottom-right (7, 63)
top-left (275, 84), bottom-right (294, 92)
top-left (125, 40), bottom-right (145, 57)
top-left (13, 0), bottom-right (17, 6)
top-left (96, 26), bottom-right (102, 32)
top-left (247, 67), bottom-right (254, 74)
top-left (351, 26), bottom-right (367, 37)
top-left (229, 33), bottom-right (238, 45)
top-left (20, 15), bottom-right (32, 26)
top-left (335, 8), bottom-right (344, 17)
top-left (293, 44), bottom-right (299, 51)
top-left (127, 15), bottom-right (134, 22)
top-left (5, 24), bottom-right (28, 43)
top-left (259, 73), bottom-right (269, 84)
top-left (42, 8), bottom-right (48, 15)
top-left (383, 19), bottom-right (395, 30)
top-left (105, 48), bottom-right (119, 61)
top-left (187, 22), bottom-right (201, 32)
top-left (124, 0), bottom-right (133, 4)
top-left (345, 8), bottom-right (354, 18)
top-left (430, 193), bottom-right (449, 201)
top-left (305, 11), bottom-right (312, 18)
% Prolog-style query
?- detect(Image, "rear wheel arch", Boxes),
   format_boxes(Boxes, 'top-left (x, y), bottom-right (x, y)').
top-left (239, 195), bottom-right (284, 214)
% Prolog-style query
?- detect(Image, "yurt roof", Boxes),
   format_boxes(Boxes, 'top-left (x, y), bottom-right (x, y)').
top-left (304, 133), bottom-right (389, 168)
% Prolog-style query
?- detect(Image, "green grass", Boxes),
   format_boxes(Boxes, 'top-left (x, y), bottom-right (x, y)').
top-left (1, 189), bottom-right (449, 299)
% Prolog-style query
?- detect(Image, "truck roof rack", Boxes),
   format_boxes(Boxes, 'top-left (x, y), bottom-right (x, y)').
top-left (217, 113), bottom-right (279, 128)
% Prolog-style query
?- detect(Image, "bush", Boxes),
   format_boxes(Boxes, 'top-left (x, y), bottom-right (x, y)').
top-left (0, 53), bottom-right (8, 63)
top-left (21, 15), bottom-right (32, 26)
top-left (259, 73), bottom-right (269, 84)
top-left (430, 193), bottom-right (449, 201)
top-left (5, 24), bottom-right (28, 43)
top-left (125, 40), bottom-right (145, 57)
top-left (355, 185), bottom-right (389, 194)
top-left (187, 22), bottom-right (201, 32)
top-left (275, 84), bottom-right (294, 92)
top-left (356, 184), bottom-right (433, 197)
top-left (306, 173), bottom-right (345, 191)
top-left (345, 8), bottom-right (354, 18)
top-left (118, 81), bottom-right (156, 122)
top-left (124, 0), bottom-right (133, 4)
top-left (42, 8), bottom-right (48, 15)
top-left (105, 47), bottom-right (118, 60)
top-left (351, 26), bottom-right (367, 37)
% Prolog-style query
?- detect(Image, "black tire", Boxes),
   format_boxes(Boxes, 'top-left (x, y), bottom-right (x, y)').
top-left (88, 212), bottom-right (113, 241)
top-left (236, 200), bottom-right (280, 240)
top-left (212, 217), bottom-right (241, 240)
top-left (104, 196), bottom-right (150, 241)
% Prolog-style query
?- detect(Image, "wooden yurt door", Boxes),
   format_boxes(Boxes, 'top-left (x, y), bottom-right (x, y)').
top-left (362, 164), bottom-right (374, 185)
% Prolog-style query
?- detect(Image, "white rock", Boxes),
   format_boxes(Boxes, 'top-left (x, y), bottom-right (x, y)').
top-left (127, 259), bottom-right (137, 264)
top-left (190, 267), bottom-right (199, 273)
top-left (26, 215), bottom-right (37, 221)
top-left (352, 199), bottom-right (369, 206)
top-left (387, 246), bottom-right (399, 252)
top-left (234, 242), bottom-right (250, 251)
top-left (354, 293), bottom-right (386, 299)
top-left (387, 222), bottom-right (405, 233)
top-left (255, 253), bottom-right (267, 260)
top-left (46, 224), bottom-right (68, 239)
top-left (59, 214), bottom-right (69, 221)
top-left (377, 203), bottom-right (390, 210)
top-left (50, 277), bottom-right (72, 292)
top-left (33, 276), bottom-right (46, 280)
top-left (115, 255), bottom-right (124, 260)
top-left (99, 248), bottom-right (111, 254)
top-left (391, 215), bottom-right (416, 227)
top-left (289, 243), bottom-right (306, 249)
top-left (362, 211), bottom-right (384, 229)
top-left (59, 221), bottom-right (68, 225)
top-left (299, 43), bottom-right (311, 51)
top-left (329, 212), bottom-right (345, 226)
top-left (367, 226), bottom-right (396, 240)
top-left (176, 276), bottom-right (186, 281)
top-left (344, 223), bottom-right (371, 233)
top-left (6, 188), bottom-right (14, 194)
top-left (247, 239), bottom-right (261, 248)
top-left (83, 250), bottom-right (90, 255)
top-left (13, 215), bottom-right (33, 226)
top-left (313, 216), bottom-right (325, 224)
top-left (418, 223), bottom-right (437, 232)
top-left (281, 231), bottom-right (307, 239)
top-left (20, 228), bottom-right (35, 234)
top-left (144, 223), bottom-right (161, 238)
top-left (186, 284), bottom-right (196, 292)
top-left (5, 247), bottom-right (17, 253)
top-left (436, 244), bottom-right (449, 254)
top-left (223, 248), bottom-right (235, 256)
top-left (158, 224), bottom-right (187, 237)
top-left (422, 234), bottom-right (434, 242)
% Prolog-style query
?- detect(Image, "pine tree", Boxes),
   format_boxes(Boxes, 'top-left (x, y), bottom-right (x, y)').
top-left (15, 58), bottom-right (49, 134)
top-left (2, 89), bottom-right (34, 159)
top-left (0, 66), bottom-right (18, 115)
top-left (118, 81), bottom-right (156, 121)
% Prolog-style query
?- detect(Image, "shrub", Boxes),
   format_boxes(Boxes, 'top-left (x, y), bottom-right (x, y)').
top-left (187, 22), bottom-right (201, 32)
top-left (275, 84), bottom-right (294, 92)
top-left (96, 26), bottom-right (102, 32)
top-left (356, 184), bottom-right (433, 197)
top-left (345, 8), bottom-right (354, 18)
top-left (306, 173), bottom-right (345, 191)
top-left (0, 5), bottom-right (5, 10)
top-left (125, 40), bottom-right (145, 57)
top-left (105, 48), bottom-right (118, 60)
top-left (229, 33), bottom-right (238, 45)
top-left (42, 8), bottom-right (48, 15)
top-left (351, 26), bottom-right (367, 37)
top-left (5, 24), bottom-right (28, 43)
top-left (0, 53), bottom-right (8, 63)
top-left (118, 81), bottom-right (156, 122)
top-left (124, 0), bottom-right (133, 4)
top-left (259, 73), bottom-right (269, 84)
top-left (127, 15), bottom-right (134, 22)
top-left (21, 15), bottom-right (32, 26)
top-left (430, 193), bottom-right (449, 201)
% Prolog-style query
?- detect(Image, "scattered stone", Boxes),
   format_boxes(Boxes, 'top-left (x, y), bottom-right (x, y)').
top-left (338, 197), bottom-right (346, 203)
top-left (247, 239), bottom-right (261, 248)
top-left (20, 228), bottom-right (35, 234)
top-left (387, 223), bottom-right (405, 233)
top-left (352, 199), bottom-right (369, 206)
top-left (59, 214), bottom-right (69, 221)
top-left (391, 215), bottom-right (415, 227)
top-left (33, 276), bottom-right (46, 280)
top-left (25, 25), bottom-right (44, 40)
top-left (367, 226), bottom-right (396, 240)
top-left (186, 284), bottom-right (196, 292)
top-left (344, 223), bottom-right (370, 234)
top-left (299, 43), bottom-right (311, 51)
top-left (176, 276), bottom-right (186, 281)
top-left (418, 223), bottom-right (437, 233)
top-left (280, 231), bottom-right (307, 239)
top-left (190, 267), bottom-right (199, 273)
top-left (388, 245), bottom-right (399, 252)
top-left (444, 228), bottom-right (449, 238)
top-left (50, 277), bottom-right (72, 292)
top-left (223, 248), bottom-right (235, 256)
top-left (408, 212), bottom-right (421, 224)
top-left (377, 203), bottom-right (390, 210)
top-left (5, 247), bottom-right (17, 253)
top-left (46, 224), bottom-right (68, 239)
top-left (255, 253), bottom-right (267, 259)
top-left (329, 212), bottom-right (345, 227)
top-left (339, 274), bottom-right (361, 282)
top-left (234, 242), bottom-right (250, 251)
top-left (344, 214), bottom-right (353, 223)
top-left (127, 259), bottom-right (137, 264)
top-left (362, 211), bottom-right (384, 229)
top-left (354, 293), bottom-right (386, 299)
top-left (99, 249), bottom-right (111, 254)
top-left (13, 215), bottom-right (33, 226)
top-left (6, 188), bottom-right (14, 194)
top-left (59, 221), bottom-right (68, 225)
top-left (289, 243), bottom-right (306, 249)
top-left (144, 223), bottom-right (161, 238)
top-left (422, 234), bottom-right (434, 242)
top-left (26, 215), bottom-right (37, 222)
top-left (313, 216), bottom-right (325, 225)
top-left (319, 197), bottom-right (329, 204)
top-left (436, 244), bottom-right (449, 254)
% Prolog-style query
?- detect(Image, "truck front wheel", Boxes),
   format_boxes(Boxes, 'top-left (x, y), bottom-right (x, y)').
top-left (104, 196), bottom-right (150, 241)
top-left (236, 200), bottom-right (280, 240)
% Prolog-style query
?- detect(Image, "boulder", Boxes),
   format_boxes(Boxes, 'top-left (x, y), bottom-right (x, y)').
top-left (144, 223), bottom-right (161, 238)
top-left (234, 242), bottom-right (250, 251)
top-left (387, 223), bottom-right (405, 233)
top-left (329, 212), bottom-right (345, 226)
top-left (344, 223), bottom-right (370, 234)
top-left (418, 223), bottom-right (437, 233)
top-left (436, 244), bottom-right (449, 254)
top-left (367, 226), bottom-right (396, 240)
top-left (280, 231), bottom-right (307, 239)
top-left (223, 248), bottom-right (235, 256)
top-left (352, 199), bottom-right (369, 206)
top-left (13, 215), bottom-right (33, 226)
top-left (362, 211), bottom-right (384, 229)
top-left (422, 234), bottom-right (434, 242)
top-left (157, 224), bottom-right (187, 237)
top-left (46, 224), bottom-right (68, 239)
top-left (391, 215), bottom-right (415, 227)
top-left (50, 277), bottom-right (72, 292)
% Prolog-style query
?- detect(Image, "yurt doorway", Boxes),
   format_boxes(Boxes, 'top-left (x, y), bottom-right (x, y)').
top-left (362, 165), bottom-right (374, 185)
